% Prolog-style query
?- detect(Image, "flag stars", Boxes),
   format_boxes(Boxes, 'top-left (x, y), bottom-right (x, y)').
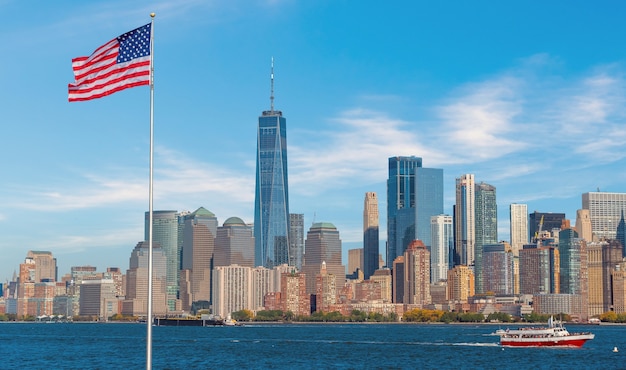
top-left (116, 24), bottom-right (151, 63)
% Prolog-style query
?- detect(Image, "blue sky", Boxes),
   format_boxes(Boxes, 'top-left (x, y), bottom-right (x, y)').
top-left (2, 0), bottom-right (626, 279)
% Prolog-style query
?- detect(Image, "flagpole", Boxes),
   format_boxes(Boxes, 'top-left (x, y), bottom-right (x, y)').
top-left (146, 12), bottom-right (155, 370)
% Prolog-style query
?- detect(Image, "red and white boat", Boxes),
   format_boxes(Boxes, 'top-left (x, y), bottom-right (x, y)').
top-left (496, 317), bottom-right (595, 348)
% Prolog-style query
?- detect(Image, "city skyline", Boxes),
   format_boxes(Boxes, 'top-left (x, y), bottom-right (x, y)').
top-left (2, 1), bottom-right (626, 278)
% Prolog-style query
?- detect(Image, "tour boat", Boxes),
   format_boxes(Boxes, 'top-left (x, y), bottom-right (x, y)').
top-left (496, 317), bottom-right (595, 348)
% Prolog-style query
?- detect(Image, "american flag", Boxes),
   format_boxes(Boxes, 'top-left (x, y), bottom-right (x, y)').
top-left (68, 23), bottom-right (151, 102)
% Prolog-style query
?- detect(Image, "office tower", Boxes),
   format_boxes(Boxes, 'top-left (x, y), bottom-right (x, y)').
top-left (403, 240), bottom-right (431, 305)
top-left (79, 279), bottom-right (117, 318)
top-left (146, 210), bottom-right (179, 311)
top-left (392, 256), bottom-right (405, 303)
top-left (509, 203), bottom-right (528, 256)
top-left (104, 267), bottom-right (125, 297)
top-left (585, 241), bottom-right (621, 316)
top-left (370, 269), bottom-right (392, 302)
top-left (180, 207), bottom-right (218, 309)
top-left (289, 213), bottom-right (304, 270)
top-left (447, 265), bottom-right (475, 303)
top-left (363, 192), bottom-right (380, 280)
top-left (430, 215), bottom-right (453, 283)
top-left (415, 168), bottom-right (444, 249)
top-left (529, 212), bottom-right (566, 240)
top-left (617, 211), bottom-right (626, 255)
top-left (474, 182), bottom-right (497, 293)
top-left (559, 228), bottom-right (588, 321)
top-left (254, 61), bottom-right (290, 269)
top-left (387, 156), bottom-right (422, 267)
top-left (481, 243), bottom-right (514, 295)
top-left (347, 248), bottom-right (363, 276)
top-left (575, 209), bottom-right (593, 241)
top-left (519, 244), bottom-right (560, 295)
top-left (582, 191), bottom-right (626, 241)
top-left (301, 222), bottom-right (345, 294)
top-left (454, 174), bottom-right (475, 267)
top-left (123, 241), bottom-right (167, 316)
top-left (25, 250), bottom-right (57, 282)
top-left (212, 265), bottom-right (253, 319)
top-left (214, 217), bottom-right (255, 268)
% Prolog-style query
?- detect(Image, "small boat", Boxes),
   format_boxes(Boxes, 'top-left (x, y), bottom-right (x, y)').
top-left (496, 316), bottom-right (594, 348)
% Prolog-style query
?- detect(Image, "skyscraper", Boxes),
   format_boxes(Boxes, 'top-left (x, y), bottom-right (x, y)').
top-left (403, 240), bottom-right (431, 305)
top-left (509, 203), bottom-right (528, 256)
top-left (474, 182), bottom-right (497, 294)
top-left (387, 157), bottom-right (443, 266)
top-left (387, 156), bottom-right (422, 266)
top-left (482, 243), bottom-right (514, 295)
top-left (430, 214), bottom-right (453, 283)
top-left (214, 217), bottom-right (255, 268)
top-left (582, 191), bottom-right (626, 241)
top-left (363, 192), bottom-right (379, 280)
top-left (415, 168), bottom-right (444, 249)
top-left (123, 241), bottom-right (168, 316)
top-left (146, 210), bottom-right (179, 311)
top-left (617, 211), bottom-right (626, 256)
top-left (301, 222), bottom-right (345, 294)
top-left (575, 209), bottom-right (593, 241)
top-left (289, 214), bottom-right (304, 270)
top-left (254, 60), bottom-right (290, 269)
top-left (180, 207), bottom-right (218, 309)
top-left (529, 212), bottom-right (565, 240)
top-left (454, 174), bottom-right (475, 267)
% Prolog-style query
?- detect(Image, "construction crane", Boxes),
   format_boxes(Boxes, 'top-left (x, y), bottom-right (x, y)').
top-left (534, 215), bottom-right (544, 247)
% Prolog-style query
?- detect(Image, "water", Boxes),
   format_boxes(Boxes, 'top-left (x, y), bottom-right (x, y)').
top-left (0, 322), bottom-right (624, 369)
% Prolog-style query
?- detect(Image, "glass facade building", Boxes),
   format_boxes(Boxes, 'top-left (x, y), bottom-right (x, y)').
top-left (430, 214), bottom-right (453, 283)
top-left (582, 191), bottom-right (626, 241)
top-left (474, 182), bottom-right (497, 294)
top-left (254, 110), bottom-right (290, 268)
top-left (454, 174), bottom-right (475, 267)
top-left (146, 210), bottom-right (179, 311)
top-left (415, 168), bottom-right (444, 249)
top-left (387, 156), bottom-right (421, 266)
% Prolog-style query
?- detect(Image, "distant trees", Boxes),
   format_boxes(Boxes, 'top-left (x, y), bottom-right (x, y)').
top-left (599, 311), bottom-right (626, 323)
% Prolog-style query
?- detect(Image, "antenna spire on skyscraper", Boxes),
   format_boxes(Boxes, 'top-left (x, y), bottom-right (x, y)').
top-left (270, 57), bottom-right (275, 113)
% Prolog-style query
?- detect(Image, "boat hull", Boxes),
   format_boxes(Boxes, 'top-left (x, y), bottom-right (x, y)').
top-left (501, 334), bottom-right (595, 348)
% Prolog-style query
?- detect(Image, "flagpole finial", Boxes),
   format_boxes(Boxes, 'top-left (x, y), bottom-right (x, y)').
top-left (150, 12), bottom-right (155, 18)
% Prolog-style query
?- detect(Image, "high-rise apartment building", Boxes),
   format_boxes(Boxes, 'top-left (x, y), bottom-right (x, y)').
top-left (447, 265), bottom-right (475, 303)
top-left (387, 156), bottom-right (422, 266)
top-left (454, 174), bottom-right (475, 267)
top-left (474, 182), bottom-right (497, 294)
top-left (212, 264), bottom-right (253, 319)
top-left (146, 210), bottom-right (179, 311)
top-left (289, 214), bottom-right (304, 270)
top-left (392, 256), bottom-right (405, 303)
top-left (363, 192), bottom-right (380, 280)
top-left (370, 268), bottom-right (392, 302)
top-left (301, 222), bottom-right (345, 294)
top-left (430, 214), bottom-right (453, 283)
top-left (482, 243), bottom-right (514, 295)
top-left (509, 203), bottom-right (528, 256)
top-left (403, 240), bottom-right (431, 306)
top-left (180, 207), bottom-right (218, 309)
top-left (519, 244), bottom-right (560, 295)
top-left (254, 62), bottom-right (290, 269)
top-left (582, 191), bottom-right (626, 241)
top-left (214, 217), bottom-right (255, 268)
top-left (280, 271), bottom-right (310, 316)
